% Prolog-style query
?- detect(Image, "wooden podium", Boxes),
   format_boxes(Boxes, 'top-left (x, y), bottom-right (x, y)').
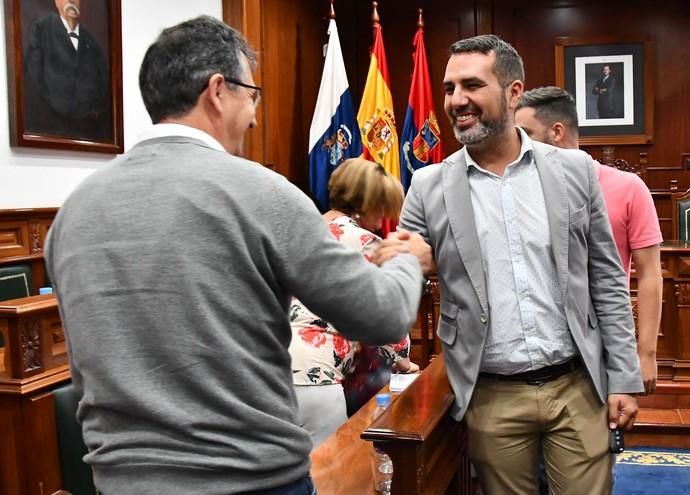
top-left (0, 294), bottom-right (70, 495)
top-left (312, 355), bottom-right (475, 495)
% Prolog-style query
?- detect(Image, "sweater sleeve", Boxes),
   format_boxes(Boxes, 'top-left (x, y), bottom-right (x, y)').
top-left (269, 179), bottom-right (423, 346)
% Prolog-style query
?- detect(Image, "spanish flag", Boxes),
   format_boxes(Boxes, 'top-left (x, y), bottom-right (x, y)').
top-left (357, 23), bottom-right (399, 181)
top-left (400, 20), bottom-right (443, 192)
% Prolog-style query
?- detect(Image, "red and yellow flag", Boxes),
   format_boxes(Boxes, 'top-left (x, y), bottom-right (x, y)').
top-left (357, 23), bottom-right (400, 181)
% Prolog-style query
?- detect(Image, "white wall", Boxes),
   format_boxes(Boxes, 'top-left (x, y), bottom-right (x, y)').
top-left (0, 0), bottom-right (222, 208)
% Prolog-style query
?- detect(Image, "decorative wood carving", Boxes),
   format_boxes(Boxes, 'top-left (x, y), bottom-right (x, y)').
top-left (29, 222), bottom-right (41, 253)
top-left (674, 283), bottom-right (690, 305)
top-left (21, 319), bottom-right (41, 372)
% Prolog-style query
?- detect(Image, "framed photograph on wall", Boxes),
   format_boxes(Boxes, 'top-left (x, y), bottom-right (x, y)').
top-left (4, 0), bottom-right (123, 154)
top-left (555, 36), bottom-right (653, 146)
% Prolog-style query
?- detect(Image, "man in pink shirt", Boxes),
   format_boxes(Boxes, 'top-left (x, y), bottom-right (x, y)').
top-left (516, 86), bottom-right (662, 395)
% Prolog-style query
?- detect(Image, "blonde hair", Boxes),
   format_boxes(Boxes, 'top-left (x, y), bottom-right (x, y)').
top-left (328, 158), bottom-right (404, 221)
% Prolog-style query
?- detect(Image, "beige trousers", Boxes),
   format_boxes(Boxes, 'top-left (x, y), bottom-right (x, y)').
top-left (464, 368), bottom-right (613, 495)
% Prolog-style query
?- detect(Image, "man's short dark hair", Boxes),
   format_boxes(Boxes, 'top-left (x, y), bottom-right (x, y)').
top-left (448, 34), bottom-right (525, 88)
top-left (139, 16), bottom-right (256, 124)
top-left (516, 86), bottom-right (579, 131)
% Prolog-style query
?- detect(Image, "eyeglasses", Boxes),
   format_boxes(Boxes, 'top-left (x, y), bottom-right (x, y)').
top-left (226, 78), bottom-right (262, 107)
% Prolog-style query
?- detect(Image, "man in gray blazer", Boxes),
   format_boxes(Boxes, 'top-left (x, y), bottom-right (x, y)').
top-left (397, 35), bottom-right (643, 494)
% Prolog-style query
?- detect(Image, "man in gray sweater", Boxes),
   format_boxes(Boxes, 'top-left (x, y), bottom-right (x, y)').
top-left (45, 16), bottom-right (430, 495)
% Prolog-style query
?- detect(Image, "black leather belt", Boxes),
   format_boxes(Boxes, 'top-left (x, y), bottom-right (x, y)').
top-left (479, 358), bottom-right (581, 386)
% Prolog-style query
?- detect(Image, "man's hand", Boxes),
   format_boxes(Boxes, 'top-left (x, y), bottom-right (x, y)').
top-left (372, 229), bottom-right (433, 274)
top-left (639, 351), bottom-right (658, 395)
top-left (608, 394), bottom-right (639, 431)
top-left (371, 236), bottom-right (410, 266)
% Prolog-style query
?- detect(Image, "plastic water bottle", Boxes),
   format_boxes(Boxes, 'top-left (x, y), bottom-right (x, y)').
top-left (371, 393), bottom-right (393, 494)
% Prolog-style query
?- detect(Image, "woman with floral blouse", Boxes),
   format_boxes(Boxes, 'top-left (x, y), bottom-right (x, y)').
top-left (288, 158), bottom-right (418, 447)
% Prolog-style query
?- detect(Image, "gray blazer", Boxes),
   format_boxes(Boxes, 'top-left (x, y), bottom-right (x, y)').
top-left (400, 140), bottom-right (644, 420)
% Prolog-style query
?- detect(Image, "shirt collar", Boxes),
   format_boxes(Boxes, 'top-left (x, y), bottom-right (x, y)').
top-left (135, 124), bottom-right (226, 152)
top-left (59, 16), bottom-right (80, 36)
top-left (463, 126), bottom-right (534, 174)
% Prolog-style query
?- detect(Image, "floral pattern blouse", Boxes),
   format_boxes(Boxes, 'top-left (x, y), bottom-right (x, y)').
top-left (289, 215), bottom-right (411, 386)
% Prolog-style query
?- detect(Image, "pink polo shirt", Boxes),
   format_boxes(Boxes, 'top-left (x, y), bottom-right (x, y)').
top-left (594, 161), bottom-right (663, 279)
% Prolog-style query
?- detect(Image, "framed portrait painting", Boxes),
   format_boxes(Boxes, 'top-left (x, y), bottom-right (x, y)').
top-left (555, 36), bottom-right (653, 146)
top-left (4, 0), bottom-right (123, 153)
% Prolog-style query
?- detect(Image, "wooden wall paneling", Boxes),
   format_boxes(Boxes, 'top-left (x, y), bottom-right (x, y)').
top-left (0, 220), bottom-right (30, 259)
top-left (228, 0), bottom-right (690, 199)
top-left (656, 268), bottom-right (676, 380)
top-left (0, 394), bottom-right (23, 494)
top-left (674, 280), bottom-right (690, 381)
top-left (224, 0), bottom-right (267, 166)
top-left (506, 0), bottom-right (690, 170)
top-left (21, 391), bottom-right (62, 494)
top-left (261, 0), bottom-right (323, 188)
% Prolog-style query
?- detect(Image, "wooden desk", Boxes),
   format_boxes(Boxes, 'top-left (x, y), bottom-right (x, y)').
top-left (0, 208), bottom-right (57, 296)
top-left (312, 356), bottom-right (474, 495)
top-left (0, 294), bottom-right (69, 495)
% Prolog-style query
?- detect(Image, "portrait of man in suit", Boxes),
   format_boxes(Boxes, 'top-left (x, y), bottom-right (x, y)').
top-left (590, 63), bottom-right (624, 119)
top-left (23, 0), bottom-right (111, 142)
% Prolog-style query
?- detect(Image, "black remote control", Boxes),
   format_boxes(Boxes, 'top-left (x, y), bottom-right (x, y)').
top-left (609, 427), bottom-right (625, 453)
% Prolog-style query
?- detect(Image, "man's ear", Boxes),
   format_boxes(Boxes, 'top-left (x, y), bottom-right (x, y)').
top-left (507, 80), bottom-right (525, 110)
top-left (551, 122), bottom-right (567, 145)
top-left (204, 74), bottom-right (226, 112)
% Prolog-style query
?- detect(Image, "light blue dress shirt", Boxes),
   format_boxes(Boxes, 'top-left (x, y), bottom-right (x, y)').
top-left (464, 128), bottom-right (577, 374)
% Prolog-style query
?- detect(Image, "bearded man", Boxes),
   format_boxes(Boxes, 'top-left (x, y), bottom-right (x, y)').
top-left (391, 34), bottom-right (643, 495)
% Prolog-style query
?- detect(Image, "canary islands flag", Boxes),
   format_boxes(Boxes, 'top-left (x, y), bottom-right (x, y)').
top-left (400, 26), bottom-right (443, 191)
top-left (357, 23), bottom-right (399, 180)
top-left (308, 19), bottom-right (362, 211)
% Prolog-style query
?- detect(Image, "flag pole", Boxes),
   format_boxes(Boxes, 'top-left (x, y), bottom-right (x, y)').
top-left (371, 1), bottom-right (380, 29)
top-left (417, 8), bottom-right (424, 29)
top-left (328, 0), bottom-right (335, 20)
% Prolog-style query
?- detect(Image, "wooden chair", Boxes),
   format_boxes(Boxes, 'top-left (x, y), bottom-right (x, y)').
top-left (53, 383), bottom-right (97, 495)
top-left (670, 187), bottom-right (690, 241)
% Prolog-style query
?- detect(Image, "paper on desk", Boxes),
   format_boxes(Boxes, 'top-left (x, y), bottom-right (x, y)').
top-left (389, 372), bottom-right (420, 392)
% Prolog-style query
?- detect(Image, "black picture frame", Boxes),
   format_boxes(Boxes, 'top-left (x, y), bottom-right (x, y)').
top-left (4, 0), bottom-right (123, 153)
top-left (555, 35), bottom-right (653, 146)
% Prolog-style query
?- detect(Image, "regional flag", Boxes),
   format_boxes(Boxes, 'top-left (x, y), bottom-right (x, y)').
top-left (357, 23), bottom-right (399, 180)
top-left (308, 19), bottom-right (362, 211)
top-left (400, 25), bottom-right (443, 192)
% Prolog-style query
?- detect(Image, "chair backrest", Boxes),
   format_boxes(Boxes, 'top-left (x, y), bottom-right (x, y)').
top-left (671, 188), bottom-right (690, 242)
top-left (52, 382), bottom-right (97, 495)
top-left (0, 264), bottom-right (33, 301)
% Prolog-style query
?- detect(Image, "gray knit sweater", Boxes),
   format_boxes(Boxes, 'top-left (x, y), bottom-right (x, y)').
top-left (45, 136), bottom-right (422, 494)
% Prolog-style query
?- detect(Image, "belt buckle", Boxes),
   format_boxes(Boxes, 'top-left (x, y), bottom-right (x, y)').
top-left (527, 376), bottom-right (545, 386)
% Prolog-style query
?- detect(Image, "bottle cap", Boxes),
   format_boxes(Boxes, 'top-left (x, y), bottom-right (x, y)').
top-left (375, 393), bottom-right (391, 407)
top-left (39, 287), bottom-right (53, 295)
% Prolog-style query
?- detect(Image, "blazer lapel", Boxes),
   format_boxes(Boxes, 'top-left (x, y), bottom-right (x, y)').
top-left (442, 152), bottom-right (489, 312)
top-left (533, 144), bottom-right (569, 299)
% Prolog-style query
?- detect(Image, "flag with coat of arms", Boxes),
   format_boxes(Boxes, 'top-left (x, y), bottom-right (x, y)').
top-left (357, 22), bottom-right (399, 181)
top-left (308, 18), bottom-right (362, 211)
top-left (399, 16), bottom-right (443, 192)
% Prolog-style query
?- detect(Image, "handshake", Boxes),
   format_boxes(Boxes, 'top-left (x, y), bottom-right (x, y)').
top-left (372, 229), bottom-right (433, 274)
